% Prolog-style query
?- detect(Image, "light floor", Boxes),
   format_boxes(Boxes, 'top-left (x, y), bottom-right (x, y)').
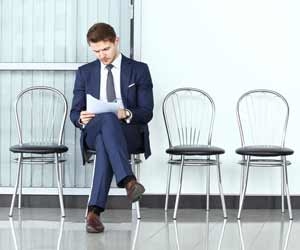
top-left (0, 208), bottom-right (298, 250)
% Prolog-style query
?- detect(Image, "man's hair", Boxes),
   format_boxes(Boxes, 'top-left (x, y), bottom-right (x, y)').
top-left (86, 23), bottom-right (116, 44)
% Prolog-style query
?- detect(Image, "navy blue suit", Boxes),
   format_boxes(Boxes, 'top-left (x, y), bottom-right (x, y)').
top-left (70, 55), bottom-right (153, 209)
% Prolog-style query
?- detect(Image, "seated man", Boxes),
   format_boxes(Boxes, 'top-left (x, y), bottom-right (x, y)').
top-left (70, 23), bottom-right (154, 233)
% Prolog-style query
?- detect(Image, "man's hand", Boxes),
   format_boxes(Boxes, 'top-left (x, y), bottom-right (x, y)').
top-left (80, 111), bottom-right (95, 125)
top-left (117, 108), bottom-right (128, 120)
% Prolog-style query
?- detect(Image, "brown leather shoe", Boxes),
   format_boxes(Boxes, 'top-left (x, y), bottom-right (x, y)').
top-left (86, 212), bottom-right (104, 233)
top-left (125, 179), bottom-right (145, 203)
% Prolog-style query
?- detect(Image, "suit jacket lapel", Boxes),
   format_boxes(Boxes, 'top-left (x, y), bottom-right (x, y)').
top-left (121, 55), bottom-right (131, 107)
top-left (90, 60), bottom-right (101, 99)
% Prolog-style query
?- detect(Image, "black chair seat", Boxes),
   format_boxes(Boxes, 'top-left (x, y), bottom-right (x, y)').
top-left (87, 148), bottom-right (145, 155)
top-left (236, 145), bottom-right (294, 156)
top-left (166, 145), bottom-right (225, 155)
top-left (10, 143), bottom-right (68, 154)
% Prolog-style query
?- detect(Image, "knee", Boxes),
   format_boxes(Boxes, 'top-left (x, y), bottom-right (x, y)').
top-left (98, 112), bottom-right (119, 125)
top-left (89, 112), bottom-right (118, 126)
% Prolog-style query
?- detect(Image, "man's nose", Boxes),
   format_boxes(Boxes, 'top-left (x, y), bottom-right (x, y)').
top-left (99, 51), bottom-right (105, 59)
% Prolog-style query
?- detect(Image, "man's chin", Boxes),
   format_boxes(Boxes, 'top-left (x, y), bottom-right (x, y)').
top-left (100, 59), bottom-right (111, 65)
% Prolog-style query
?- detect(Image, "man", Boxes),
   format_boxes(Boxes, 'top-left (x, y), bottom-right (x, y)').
top-left (70, 23), bottom-right (154, 233)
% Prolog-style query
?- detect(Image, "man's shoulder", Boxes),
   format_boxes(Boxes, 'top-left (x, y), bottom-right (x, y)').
top-left (78, 60), bottom-right (99, 72)
top-left (122, 55), bottom-right (148, 70)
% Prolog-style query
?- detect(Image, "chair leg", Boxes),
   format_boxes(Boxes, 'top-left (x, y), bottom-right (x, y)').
top-left (9, 154), bottom-right (23, 217)
top-left (206, 162), bottom-right (210, 211)
top-left (59, 153), bottom-right (64, 187)
top-left (85, 157), bottom-right (97, 218)
top-left (173, 156), bottom-right (184, 220)
top-left (281, 161), bottom-right (285, 213)
top-left (237, 156), bottom-right (250, 220)
top-left (165, 156), bottom-right (172, 211)
top-left (55, 154), bottom-right (65, 217)
top-left (283, 157), bottom-right (293, 220)
top-left (133, 154), bottom-right (141, 220)
top-left (18, 163), bottom-right (23, 209)
top-left (239, 159), bottom-right (245, 199)
top-left (216, 155), bottom-right (227, 218)
top-left (135, 201), bottom-right (141, 220)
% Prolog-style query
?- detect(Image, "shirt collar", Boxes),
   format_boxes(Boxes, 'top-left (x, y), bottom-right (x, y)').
top-left (100, 53), bottom-right (122, 70)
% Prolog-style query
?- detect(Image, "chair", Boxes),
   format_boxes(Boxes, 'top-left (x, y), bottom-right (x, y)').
top-left (236, 89), bottom-right (294, 219)
top-left (9, 86), bottom-right (68, 217)
top-left (163, 88), bottom-right (227, 219)
top-left (86, 147), bottom-right (144, 219)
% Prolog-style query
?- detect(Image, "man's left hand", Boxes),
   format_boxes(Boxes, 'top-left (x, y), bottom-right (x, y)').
top-left (117, 108), bottom-right (128, 120)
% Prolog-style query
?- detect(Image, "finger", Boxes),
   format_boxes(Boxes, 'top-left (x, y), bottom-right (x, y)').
top-left (82, 114), bottom-right (95, 118)
top-left (82, 117), bottom-right (92, 124)
top-left (81, 111), bottom-right (95, 116)
top-left (81, 113), bottom-right (95, 118)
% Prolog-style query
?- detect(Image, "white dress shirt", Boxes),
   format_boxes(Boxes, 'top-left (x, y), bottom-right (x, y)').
top-left (99, 53), bottom-right (124, 108)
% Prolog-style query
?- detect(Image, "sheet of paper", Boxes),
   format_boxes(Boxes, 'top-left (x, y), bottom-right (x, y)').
top-left (86, 94), bottom-right (121, 114)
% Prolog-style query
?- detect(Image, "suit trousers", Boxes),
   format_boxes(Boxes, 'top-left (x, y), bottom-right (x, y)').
top-left (84, 112), bottom-right (134, 209)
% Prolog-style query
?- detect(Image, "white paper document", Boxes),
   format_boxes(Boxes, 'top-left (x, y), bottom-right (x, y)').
top-left (86, 94), bottom-right (121, 114)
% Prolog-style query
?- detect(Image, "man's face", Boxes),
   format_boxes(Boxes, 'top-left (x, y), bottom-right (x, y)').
top-left (89, 38), bottom-right (119, 65)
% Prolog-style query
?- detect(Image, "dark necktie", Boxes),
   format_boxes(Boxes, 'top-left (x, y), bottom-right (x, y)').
top-left (106, 64), bottom-right (116, 102)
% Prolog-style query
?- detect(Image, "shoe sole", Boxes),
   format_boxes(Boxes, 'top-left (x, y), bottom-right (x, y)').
top-left (131, 184), bottom-right (145, 203)
top-left (86, 225), bottom-right (104, 233)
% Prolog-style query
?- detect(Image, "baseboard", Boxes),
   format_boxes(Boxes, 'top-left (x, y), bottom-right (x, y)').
top-left (0, 194), bottom-right (299, 209)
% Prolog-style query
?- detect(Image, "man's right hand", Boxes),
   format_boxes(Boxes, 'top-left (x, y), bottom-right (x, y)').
top-left (80, 111), bottom-right (95, 125)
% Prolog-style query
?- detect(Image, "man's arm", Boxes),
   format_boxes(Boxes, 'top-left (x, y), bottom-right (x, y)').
top-left (70, 69), bottom-right (87, 128)
top-left (128, 64), bottom-right (154, 124)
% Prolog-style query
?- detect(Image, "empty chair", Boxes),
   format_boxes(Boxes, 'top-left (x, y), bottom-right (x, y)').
top-left (236, 89), bottom-right (294, 219)
top-left (9, 86), bottom-right (68, 217)
top-left (163, 88), bottom-right (227, 219)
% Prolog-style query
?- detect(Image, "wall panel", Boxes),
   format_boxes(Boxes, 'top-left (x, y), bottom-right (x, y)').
top-left (0, 0), bottom-right (131, 191)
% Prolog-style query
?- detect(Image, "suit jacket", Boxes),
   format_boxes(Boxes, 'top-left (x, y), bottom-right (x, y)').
top-left (70, 55), bottom-right (154, 164)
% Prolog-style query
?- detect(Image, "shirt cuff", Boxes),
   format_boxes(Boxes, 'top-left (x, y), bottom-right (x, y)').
top-left (125, 109), bottom-right (132, 124)
top-left (78, 118), bottom-right (85, 129)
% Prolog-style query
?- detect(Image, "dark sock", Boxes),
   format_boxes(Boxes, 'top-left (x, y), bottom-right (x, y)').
top-left (88, 205), bottom-right (104, 215)
top-left (118, 175), bottom-right (136, 188)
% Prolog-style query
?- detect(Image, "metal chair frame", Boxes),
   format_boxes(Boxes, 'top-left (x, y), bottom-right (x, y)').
top-left (236, 89), bottom-right (293, 219)
top-left (163, 88), bottom-right (227, 219)
top-left (9, 86), bottom-right (68, 217)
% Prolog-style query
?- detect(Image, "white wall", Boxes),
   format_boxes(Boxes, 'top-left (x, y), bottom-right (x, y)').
top-left (138, 0), bottom-right (300, 195)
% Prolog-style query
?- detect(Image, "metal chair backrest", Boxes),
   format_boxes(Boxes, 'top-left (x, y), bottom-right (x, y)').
top-left (236, 89), bottom-right (289, 147)
top-left (14, 86), bottom-right (68, 145)
top-left (162, 88), bottom-right (215, 147)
